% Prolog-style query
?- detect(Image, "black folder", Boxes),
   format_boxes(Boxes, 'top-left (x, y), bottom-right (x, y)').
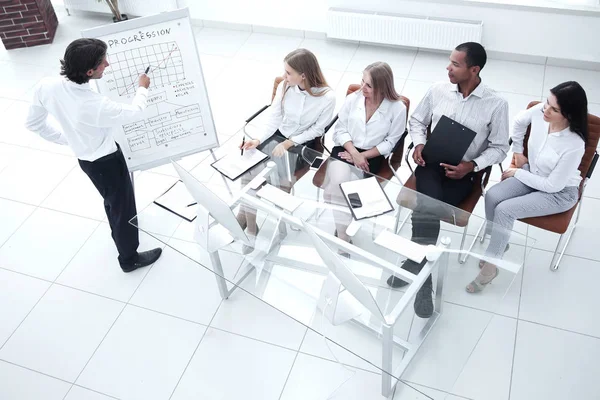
top-left (421, 115), bottom-right (477, 166)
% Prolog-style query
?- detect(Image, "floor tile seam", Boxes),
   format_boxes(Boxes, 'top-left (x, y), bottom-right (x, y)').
top-left (401, 49), bottom-right (420, 94)
top-left (167, 294), bottom-right (224, 400)
top-left (53, 220), bottom-right (104, 284)
top-left (0, 140), bottom-right (76, 159)
top-left (71, 303), bottom-right (128, 387)
top-left (400, 379), bottom-right (477, 400)
top-left (515, 318), bottom-right (600, 341)
top-left (0, 359), bottom-right (77, 387)
top-left (1, 276), bottom-right (213, 327)
top-left (439, 300), bottom-right (600, 340)
top-left (5, 265), bottom-right (597, 344)
top-left (507, 240), bottom-right (528, 400)
top-left (0, 282), bottom-right (53, 352)
top-left (61, 383), bottom-right (122, 400)
top-left (540, 57), bottom-right (549, 99)
top-left (276, 321), bottom-right (312, 399)
top-left (0, 196), bottom-right (105, 223)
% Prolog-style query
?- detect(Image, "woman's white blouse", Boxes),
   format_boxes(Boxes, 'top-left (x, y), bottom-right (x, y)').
top-left (512, 102), bottom-right (585, 193)
top-left (332, 91), bottom-right (407, 156)
top-left (256, 81), bottom-right (336, 145)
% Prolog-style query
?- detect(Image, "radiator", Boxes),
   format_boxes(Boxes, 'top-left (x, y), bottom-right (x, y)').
top-left (326, 8), bottom-right (483, 51)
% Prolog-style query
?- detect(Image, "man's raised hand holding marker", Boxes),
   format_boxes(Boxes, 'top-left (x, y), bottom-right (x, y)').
top-left (139, 72), bottom-right (150, 89)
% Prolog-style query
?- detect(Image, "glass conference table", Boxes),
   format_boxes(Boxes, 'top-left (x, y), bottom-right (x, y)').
top-left (132, 130), bottom-right (534, 399)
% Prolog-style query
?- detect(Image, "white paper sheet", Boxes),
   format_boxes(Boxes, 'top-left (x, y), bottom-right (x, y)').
top-left (212, 148), bottom-right (268, 180)
top-left (340, 176), bottom-right (393, 220)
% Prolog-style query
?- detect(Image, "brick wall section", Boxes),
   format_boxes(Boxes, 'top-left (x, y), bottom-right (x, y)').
top-left (0, 0), bottom-right (58, 50)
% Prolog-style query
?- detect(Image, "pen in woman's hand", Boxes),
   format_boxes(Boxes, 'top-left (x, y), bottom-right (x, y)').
top-left (241, 136), bottom-right (245, 156)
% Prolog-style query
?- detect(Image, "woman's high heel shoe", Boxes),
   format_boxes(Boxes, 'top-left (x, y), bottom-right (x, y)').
top-left (478, 243), bottom-right (510, 268)
top-left (466, 263), bottom-right (499, 293)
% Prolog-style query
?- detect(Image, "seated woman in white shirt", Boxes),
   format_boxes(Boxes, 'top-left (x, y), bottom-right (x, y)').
top-left (323, 62), bottom-right (407, 247)
top-left (237, 48), bottom-right (336, 249)
top-left (467, 81), bottom-right (588, 293)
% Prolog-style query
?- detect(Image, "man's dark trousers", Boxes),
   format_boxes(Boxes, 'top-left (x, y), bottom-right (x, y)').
top-left (406, 164), bottom-right (476, 277)
top-left (78, 146), bottom-right (139, 264)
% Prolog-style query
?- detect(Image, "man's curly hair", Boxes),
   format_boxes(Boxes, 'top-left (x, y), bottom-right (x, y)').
top-left (60, 38), bottom-right (107, 84)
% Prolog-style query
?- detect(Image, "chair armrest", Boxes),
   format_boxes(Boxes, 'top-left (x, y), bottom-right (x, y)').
top-left (319, 115), bottom-right (338, 155)
top-left (243, 104), bottom-right (271, 139)
top-left (479, 166), bottom-right (492, 196)
top-left (587, 152), bottom-right (598, 179)
top-left (387, 129), bottom-right (409, 184)
top-left (324, 115), bottom-right (338, 133)
top-left (391, 129), bottom-right (409, 154)
top-left (245, 105), bottom-right (270, 124)
top-left (320, 135), bottom-right (332, 155)
top-left (405, 142), bottom-right (415, 173)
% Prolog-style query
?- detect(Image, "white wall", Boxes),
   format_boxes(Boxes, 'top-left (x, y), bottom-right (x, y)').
top-left (329, 0), bottom-right (600, 63)
top-left (178, 0), bottom-right (328, 32)
top-left (179, 0), bottom-right (600, 63)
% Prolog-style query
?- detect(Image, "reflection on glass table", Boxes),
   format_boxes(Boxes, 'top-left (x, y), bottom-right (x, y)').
top-left (131, 130), bottom-right (535, 398)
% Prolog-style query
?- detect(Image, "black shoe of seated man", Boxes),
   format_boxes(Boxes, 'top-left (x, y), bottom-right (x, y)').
top-left (386, 259), bottom-right (423, 288)
top-left (120, 248), bottom-right (162, 273)
top-left (414, 283), bottom-right (434, 318)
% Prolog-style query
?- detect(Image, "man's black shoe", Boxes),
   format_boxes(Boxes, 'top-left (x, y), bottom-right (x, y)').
top-left (120, 248), bottom-right (162, 273)
top-left (386, 259), bottom-right (424, 288)
top-left (387, 274), bottom-right (409, 288)
top-left (414, 284), bottom-right (434, 318)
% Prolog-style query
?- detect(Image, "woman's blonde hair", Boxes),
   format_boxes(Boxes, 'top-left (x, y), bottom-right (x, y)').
top-left (282, 48), bottom-right (330, 100)
top-left (363, 62), bottom-right (400, 105)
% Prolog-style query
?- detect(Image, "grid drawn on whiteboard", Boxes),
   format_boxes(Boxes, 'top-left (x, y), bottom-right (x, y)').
top-left (107, 42), bottom-right (183, 96)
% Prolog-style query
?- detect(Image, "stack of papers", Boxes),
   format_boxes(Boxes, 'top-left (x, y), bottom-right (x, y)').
top-left (339, 176), bottom-right (393, 220)
top-left (153, 180), bottom-right (197, 222)
top-left (211, 149), bottom-right (268, 180)
top-left (256, 184), bottom-right (303, 213)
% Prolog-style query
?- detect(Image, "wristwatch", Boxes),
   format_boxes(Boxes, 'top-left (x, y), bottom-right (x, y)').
top-left (472, 161), bottom-right (480, 173)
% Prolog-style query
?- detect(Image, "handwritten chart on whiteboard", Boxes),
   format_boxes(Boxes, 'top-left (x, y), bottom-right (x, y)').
top-left (82, 8), bottom-right (219, 172)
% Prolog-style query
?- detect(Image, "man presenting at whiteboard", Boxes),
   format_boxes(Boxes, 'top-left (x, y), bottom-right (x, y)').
top-left (25, 38), bottom-right (163, 273)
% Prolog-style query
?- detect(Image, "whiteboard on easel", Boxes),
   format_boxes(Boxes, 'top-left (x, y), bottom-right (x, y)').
top-left (81, 8), bottom-right (219, 172)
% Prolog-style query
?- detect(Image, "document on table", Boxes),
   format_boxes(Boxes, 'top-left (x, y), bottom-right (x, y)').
top-left (153, 180), bottom-right (197, 222)
top-left (374, 230), bottom-right (427, 263)
top-left (256, 184), bottom-right (303, 213)
top-left (211, 149), bottom-right (269, 181)
top-left (339, 176), bottom-right (393, 220)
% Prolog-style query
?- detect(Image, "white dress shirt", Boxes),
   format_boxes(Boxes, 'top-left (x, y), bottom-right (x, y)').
top-left (332, 91), bottom-right (407, 156)
top-left (25, 77), bottom-right (148, 161)
top-left (512, 103), bottom-right (584, 193)
top-left (256, 81), bottom-right (336, 145)
top-left (409, 81), bottom-right (509, 169)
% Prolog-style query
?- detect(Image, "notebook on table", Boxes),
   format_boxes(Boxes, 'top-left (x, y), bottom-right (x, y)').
top-left (211, 148), bottom-right (269, 181)
top-left (339, 176), bottom-right (394, 221)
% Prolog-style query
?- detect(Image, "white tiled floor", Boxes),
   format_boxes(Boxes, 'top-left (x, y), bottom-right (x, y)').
top-left (1, 3), bottom-right (600, 400)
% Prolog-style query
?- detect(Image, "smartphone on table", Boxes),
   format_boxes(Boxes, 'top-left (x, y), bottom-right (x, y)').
top-left (347, 192), bottom-right (362, 208)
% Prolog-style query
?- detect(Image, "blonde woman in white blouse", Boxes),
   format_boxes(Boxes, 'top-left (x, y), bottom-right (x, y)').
top-left (323, 62), bottom-right (407, 247)
top-left (468, 81), bottom-right (588, 293)
top-left (237, 48), bottom-right (335, 251)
